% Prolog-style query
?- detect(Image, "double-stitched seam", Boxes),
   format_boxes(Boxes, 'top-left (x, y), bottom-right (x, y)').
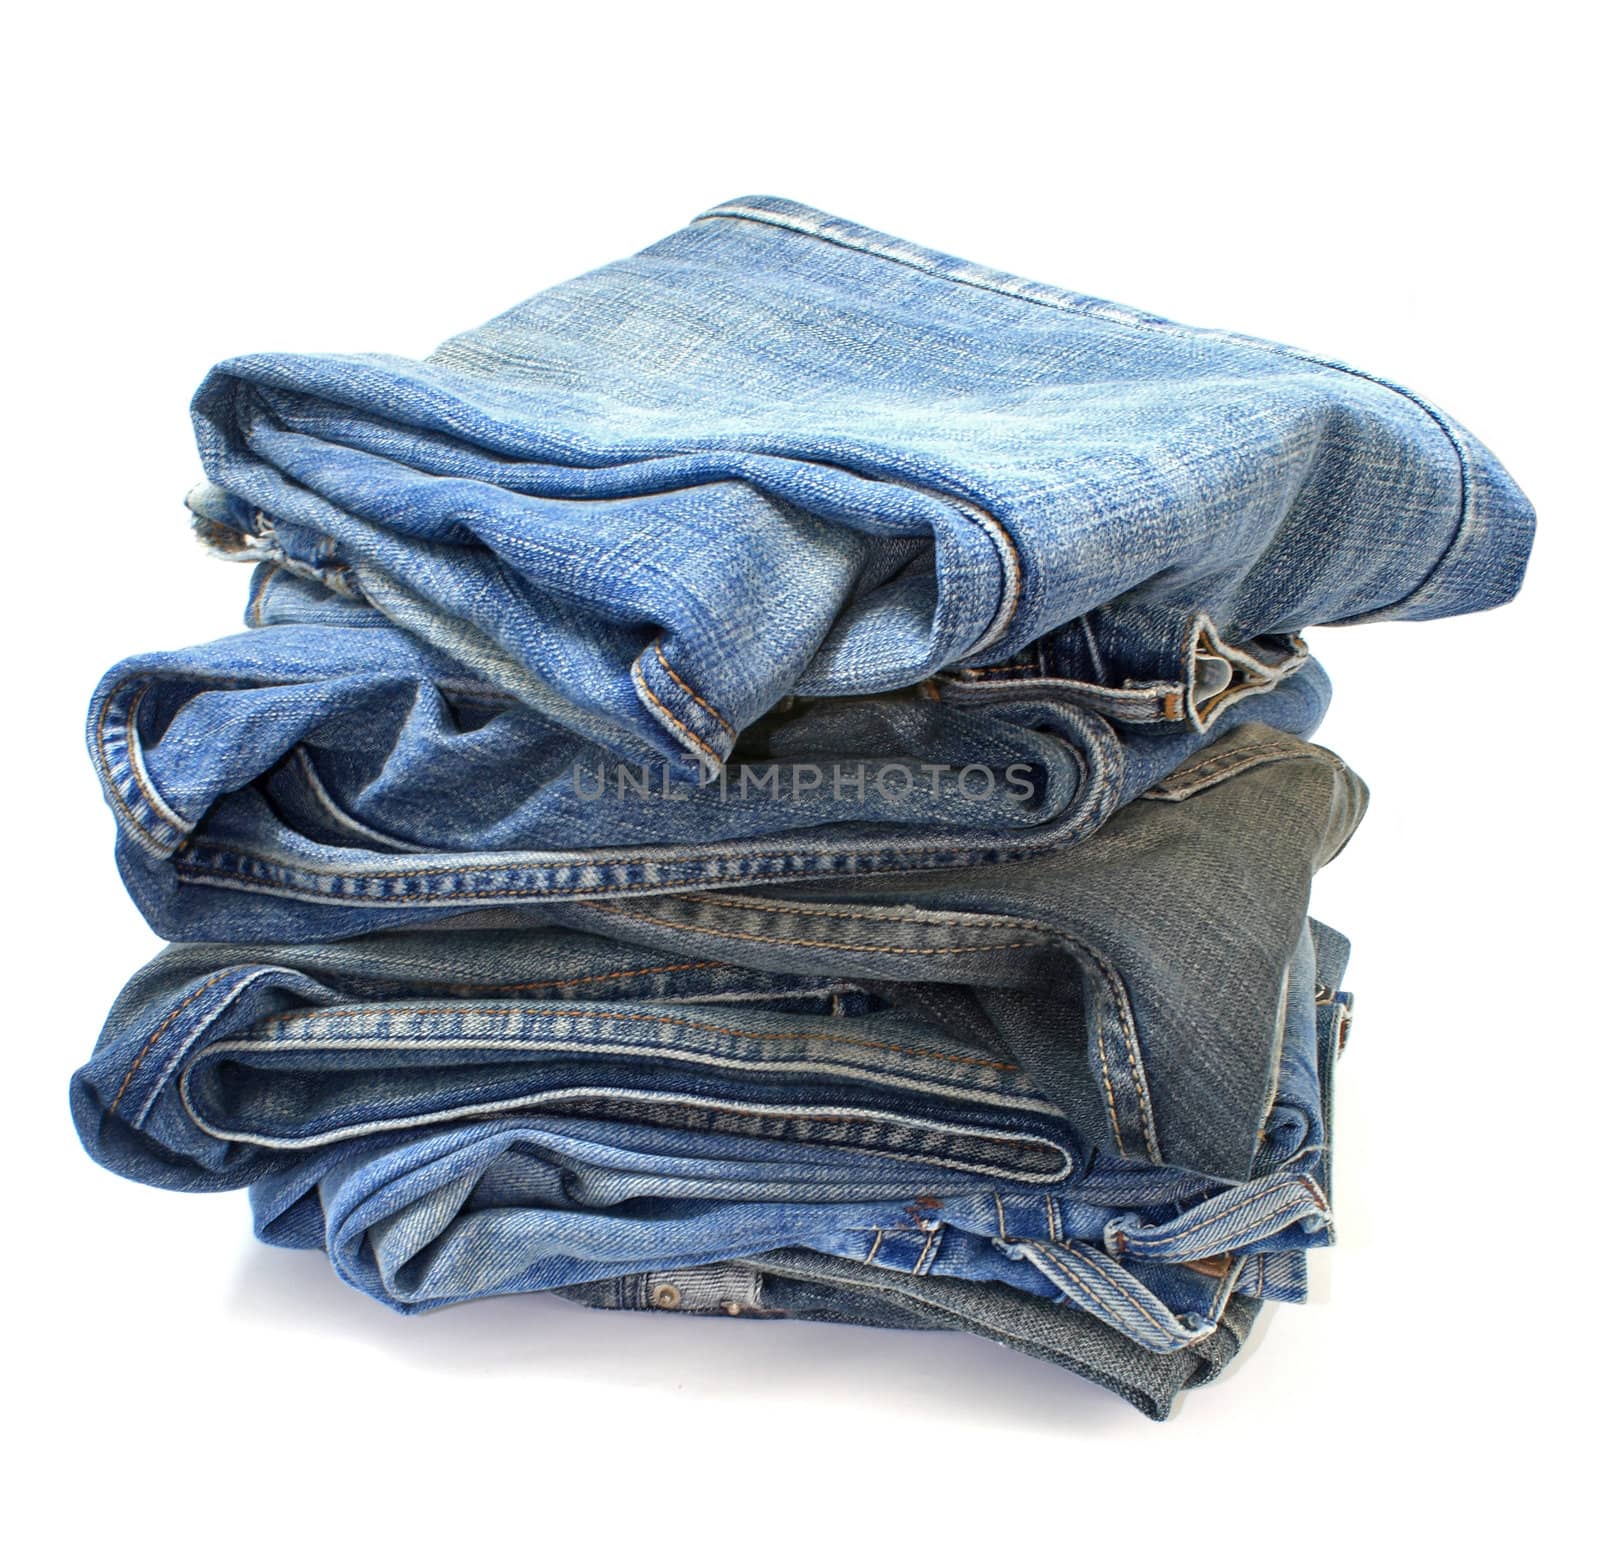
top-left (1037, 1242), bottom-right (1182, 1337)
top-left (1030, 1242), bottom-right (1175, 1340)
top-left (1147, 742), bottom-right (1304, 793)
top-left (176, 832), bottom-right (1057, 881)
top-left (164, 697), bottom-right (1123, 886)
top-left (590, 898), bottom-right (1156, 1162)
top-left (848, 475), bottom-right (1021, 656)
top-left (584, 902), bottom-right (1046, 961)
top-left (652, 642), bottom-right (734, 737)
top-left (93, 677), bottom-right (193, 853)
top-left (629, 659), bottom-right (725, 766)
top-left (912, 1229), bottom-right (940, 1275)
top-left (1128, 1175), bottom-right (1328, 1255)
top-left (1299, 1174), bottom-right (1330, 1216)
top-left (120, 685), bottom-right (185, 837)
top-left (409, 960), bottom-right (725, 995)
top-left (253, 1001), bottom-right (1022, 1073)
top-left (673, 893), bottom-right (1048, 934)
top-left (108, 969), bottom-right (239, 1115)
top-left (957, 497), bottom-right (1023, 653)
top-left (186, 1076), bottom-right (1066, 1161)
top-left (172, 860), bottom-right (1038, 900)
top-left (1131, 1200), bottom-right (1315, 1259)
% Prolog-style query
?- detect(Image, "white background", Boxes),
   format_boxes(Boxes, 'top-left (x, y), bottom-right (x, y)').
top-left (6, 3), bottom-right (1593, 1545)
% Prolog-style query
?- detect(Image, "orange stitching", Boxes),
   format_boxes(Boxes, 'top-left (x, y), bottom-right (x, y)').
top-left (1299, 1174), bottom-right (1330, 1216)
top-left (118, 684), bottom-right (179, 837)
top-left (652, 642), bottom-right (734, 736)
top-left (630, 661), bottom-right (724, 765)
top-left (109, 970), bottom-right (238, 1114)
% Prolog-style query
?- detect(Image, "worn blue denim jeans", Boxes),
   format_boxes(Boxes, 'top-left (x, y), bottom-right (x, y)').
top-left (70, 197), bottom-right (1528, 1413)
top-left (89, 601), bottom-right (1332, 942)
top-left (556, 1251), bottom-right (1265, 1421)
top-left (86, 196), bottom-right (1528, 952)
top-left (73, 727), bottom-right (1358, 1366)
top-left (181, 196), bottom-right (1533, 779)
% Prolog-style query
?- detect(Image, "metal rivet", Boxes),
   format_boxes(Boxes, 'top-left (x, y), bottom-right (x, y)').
top-left (722, 1301), bottom-right (743, 1316)
top-left (652, 1284), bottom-right (682, 1309)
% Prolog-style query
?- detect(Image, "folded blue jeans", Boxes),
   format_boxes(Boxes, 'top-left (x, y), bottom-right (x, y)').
top-left (556, 1251), bottom-right (1265, 1422)
top-left (72, 727), bottom-right (1357, 1364)
top-left (181, 195), bottom-right (1533, 778)
top-left (71, 195), bottom-right (1519, 1412)
top-left (89, 600), bottom-right (1331, 942)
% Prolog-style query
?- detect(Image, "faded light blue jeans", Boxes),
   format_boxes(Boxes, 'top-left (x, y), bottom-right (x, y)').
top-left (72, 197), bottom-right (1529, 1413)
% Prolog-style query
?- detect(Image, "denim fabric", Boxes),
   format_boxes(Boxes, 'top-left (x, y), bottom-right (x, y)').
top-left (69, 196), bottom-right (1531, 1410)
top-left (71, 728), bottom-right (1355, 1356)
top-left (543, 724), bottom-right (1365, 1182)
top-left (556, 1249), bottom-right (1263, 1421)
top-left (89, 595), bottom-right (1331, 941)
top-left (182, 195), bottom-right (1533, 778)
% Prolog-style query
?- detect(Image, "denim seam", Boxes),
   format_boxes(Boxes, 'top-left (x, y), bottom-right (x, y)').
top-left (150, 700), bottom-right (1125, 888)
top-left (179, 1072), bottom-right (1072, 1175)
top-left (949, 493), bottom-right (1023, 654)
top-left (1123, 1181), bottom-right (1324, 1257)
top-left (588, 897), bottom-right (1159, 1164)
top-left (1144, 738), bottom-right (1341, 800)
top-left (93, 677), bottom-right (194, 855)
top-left (939, 670), bottom-right (1185, 725)
top-left (109, 968), bottom-right (238, 1114)
top-left (671, 893), bottom-right (1053, 929)
top-left (120, 685), bottom-right (189, 841)
top-left (190, 1068), bottom-right (1069, 1154)
top-left (652, 641), bottom-right (735, 737)
top-left (398, 960), bottom-right (727, 996)
top-left (1028, 1242), bottom-right (1181, 1345)
top-left (629, 657), bottom-right (726, 768)
top-left (247, 1002), bottom-right (1025, 1073)
top-left (581, 912), bottom-right (1050, 963)
top-left (168, 854), bottom-right (1040, 901)
top-left (292, 750), bottom-right (431, 854)
top-left (169, 786), bottom-right (1114, 888)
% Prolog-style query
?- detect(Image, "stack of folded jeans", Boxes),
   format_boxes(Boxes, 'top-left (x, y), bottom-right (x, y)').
top-left (70, 197), bottom-right (1534, 1417)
